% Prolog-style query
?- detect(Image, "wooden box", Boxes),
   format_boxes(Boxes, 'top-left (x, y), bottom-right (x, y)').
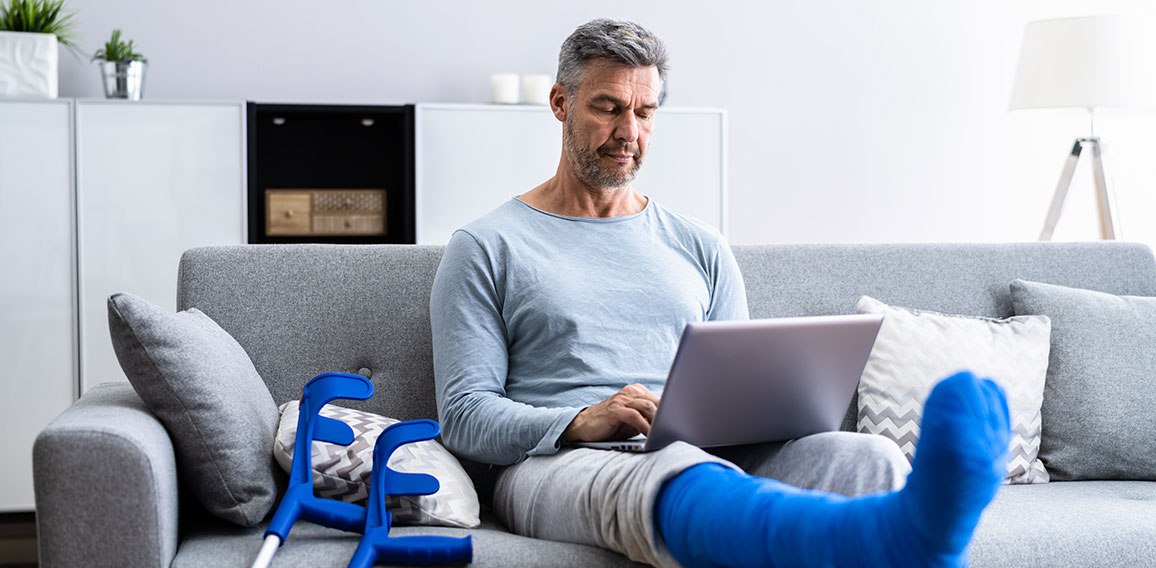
top-left (265, 189), bottom-right (387, 236)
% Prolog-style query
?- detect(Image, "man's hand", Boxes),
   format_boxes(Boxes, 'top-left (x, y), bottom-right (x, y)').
top-left (562, 383), bottom-right (660, 443)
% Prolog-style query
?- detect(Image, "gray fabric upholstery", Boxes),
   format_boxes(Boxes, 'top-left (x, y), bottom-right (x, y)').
top-left (107, 292), bottom-right (281, 526)
top-left (177, 245), bottom-right (444, 423)
top-left (971, 481), bottom-right (1156, 566)
top-left (33, 383), bottom-right (179, 568)
top-left (172, 510), bottom-right (642, 567)
top-left (1010, 279), bottom-right (1156, 480)
top-left (732, 242), bottom-right (1156, 319)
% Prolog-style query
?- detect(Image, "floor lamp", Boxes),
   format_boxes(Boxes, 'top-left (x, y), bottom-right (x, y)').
top-left (1009, 15), bottom-right (1156, 241)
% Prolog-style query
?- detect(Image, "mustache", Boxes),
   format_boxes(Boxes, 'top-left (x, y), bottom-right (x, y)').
top-left (598, 143), bottom-right (640, 157)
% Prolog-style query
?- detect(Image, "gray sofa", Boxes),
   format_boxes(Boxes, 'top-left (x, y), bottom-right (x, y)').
top-left (34, 242), bottom-right (1156, 567)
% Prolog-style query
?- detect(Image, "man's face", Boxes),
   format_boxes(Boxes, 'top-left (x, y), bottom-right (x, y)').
top-left (561, 61), bottom-right (661, 190)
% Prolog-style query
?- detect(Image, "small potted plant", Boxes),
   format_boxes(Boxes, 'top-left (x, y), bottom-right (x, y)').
top-left (92, 28), bottom-right (146, 100)
top-left (0, 0), bottom-right (78, 98)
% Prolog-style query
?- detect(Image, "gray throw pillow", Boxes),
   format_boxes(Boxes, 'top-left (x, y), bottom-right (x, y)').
top-left (1010, 279), bottom-right (1156, 481)
top-left (107, 292), bottom-right (280, 526)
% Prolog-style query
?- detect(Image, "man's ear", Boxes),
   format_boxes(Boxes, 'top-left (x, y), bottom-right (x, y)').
top-left (549, 84), bottom-right (568, 122)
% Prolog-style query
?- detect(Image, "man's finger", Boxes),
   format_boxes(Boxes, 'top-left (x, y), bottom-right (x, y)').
top-left (639, 389), bottom-right (661, 406)
top-left (623, 397), bottom-right (658, 422)
top-left (621, 383), bottom-right (661, 405)
top-left (621, 383), bottom-right (648, 396)
top-left (611, 407), bottom-right (651, 436)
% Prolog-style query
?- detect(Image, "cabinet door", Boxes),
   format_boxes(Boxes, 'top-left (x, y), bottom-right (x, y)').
top-left (415, 105), bottom-right (560, 244)
top-left (0, 100), bottom-right (75, 511)
top-left (414, 103), bottom-right (726, 244)
top-left (76, 101), bottom-right (245, 392)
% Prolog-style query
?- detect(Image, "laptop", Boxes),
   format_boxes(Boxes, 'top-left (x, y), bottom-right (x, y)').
top-left (576, 313), bottom-right (884, 452)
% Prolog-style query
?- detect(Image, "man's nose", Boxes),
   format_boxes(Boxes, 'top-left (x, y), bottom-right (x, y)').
top-left (613, 113), bottom-right (639, 143)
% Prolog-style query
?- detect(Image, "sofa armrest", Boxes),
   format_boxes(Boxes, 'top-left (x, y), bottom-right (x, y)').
top-left (34, 382), bottom-right (179, 568)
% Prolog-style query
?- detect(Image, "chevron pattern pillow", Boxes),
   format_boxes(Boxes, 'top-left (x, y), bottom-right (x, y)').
top-left (855, 296), bottom-right (1052, 484)
top-left (274, 401), bottom-right (480, 528)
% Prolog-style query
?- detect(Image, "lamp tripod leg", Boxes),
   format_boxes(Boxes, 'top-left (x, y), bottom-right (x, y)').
top-left (1088, 139), bottom-right (1118, 240)
top-left (1039, 140), bottom-right (1083, 241)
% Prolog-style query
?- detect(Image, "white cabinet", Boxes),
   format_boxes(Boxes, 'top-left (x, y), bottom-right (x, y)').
top-left (0, 100), bottom-right (76, 512)
top-left (414, 103), bottom-right (726, 244)
top-left (0, 99), bottom-right (245, 511)
top-left (76, 101), bottom-right (246, 392)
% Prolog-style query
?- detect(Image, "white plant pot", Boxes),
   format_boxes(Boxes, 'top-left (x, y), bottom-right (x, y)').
top-left (0, 31), bottom-right (58, 98)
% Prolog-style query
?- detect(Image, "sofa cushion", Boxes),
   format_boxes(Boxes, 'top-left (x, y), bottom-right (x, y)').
top-left (107, 292), bottom-right (280, 527)
top-left (274, 401), bottom-right (480, 528)
top-left (855, 295), bottom-right (1051, 483)
top-left (1010, 279), bottom-right (1156, 480)
top-left (970, 481), bottom-right (1156, 566)
top-left (171, 508), bottom-right (640, 568)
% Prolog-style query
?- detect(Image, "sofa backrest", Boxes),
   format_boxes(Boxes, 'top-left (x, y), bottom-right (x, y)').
top-left (179, 242), bottom-right (1156, 423)
top-left (179, 244), bottom-right (445, 420)
top-left (734, 242), bottom-right (1156, 319)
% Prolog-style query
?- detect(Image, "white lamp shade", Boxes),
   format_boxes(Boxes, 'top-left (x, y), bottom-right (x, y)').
top-left (1009, 15), bottom-right (1156, 111)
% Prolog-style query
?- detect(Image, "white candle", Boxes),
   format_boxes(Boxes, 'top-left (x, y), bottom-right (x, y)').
top-left (490, 73), bottom-right (520, 104)
top-left (522, 74), bottom-right (553, 105)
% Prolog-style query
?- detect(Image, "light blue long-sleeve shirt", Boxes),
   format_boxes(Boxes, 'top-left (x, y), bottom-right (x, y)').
top-left (429, 197), bottom-right (749, 465)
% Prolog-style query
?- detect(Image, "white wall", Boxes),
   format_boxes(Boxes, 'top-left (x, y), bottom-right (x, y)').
top-left (56, 0), bottom-right (1156, 246)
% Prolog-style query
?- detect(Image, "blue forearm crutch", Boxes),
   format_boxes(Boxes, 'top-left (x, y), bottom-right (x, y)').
top-left (250, 372), bottom-right (473, 567)
top-left (251, 372), bottom-right (374, 568)
top-left (347, 419), bottom-right (472, 567)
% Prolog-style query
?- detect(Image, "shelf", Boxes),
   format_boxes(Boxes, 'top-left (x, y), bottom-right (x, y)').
top-left (247, 103), bottom-right (416, 244)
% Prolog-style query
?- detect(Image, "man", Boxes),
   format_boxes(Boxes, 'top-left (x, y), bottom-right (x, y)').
top-left (431, 19), bottom-right (1010, 567)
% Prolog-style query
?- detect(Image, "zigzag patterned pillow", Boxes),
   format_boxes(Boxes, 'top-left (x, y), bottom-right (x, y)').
top-left (855, 296), bottom-right (1051, 484)
top-left (274, 401), bottom-right (480, 528)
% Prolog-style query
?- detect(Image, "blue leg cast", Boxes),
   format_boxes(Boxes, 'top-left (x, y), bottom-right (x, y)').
top-left (656, 371), bottom-right (1010, 568)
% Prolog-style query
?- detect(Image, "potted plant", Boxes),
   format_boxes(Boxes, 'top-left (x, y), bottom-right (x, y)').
top-left (92, 28), bottom-right (146, 100)
top-left (0, 0), bottom-right (77, 98)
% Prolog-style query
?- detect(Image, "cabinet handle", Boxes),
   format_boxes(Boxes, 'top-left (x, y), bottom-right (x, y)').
top-left (285, 210), bottom-right (294, 218)
top-left (344, 219), bottom-right (352, 228)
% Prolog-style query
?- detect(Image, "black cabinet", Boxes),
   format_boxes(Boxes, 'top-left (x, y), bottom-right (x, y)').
top-left (247, 103), bottom-right (415, 244)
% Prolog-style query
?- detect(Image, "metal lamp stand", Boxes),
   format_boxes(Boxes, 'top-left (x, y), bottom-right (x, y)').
top-left (1039, 136), bottom-right (1119, 240)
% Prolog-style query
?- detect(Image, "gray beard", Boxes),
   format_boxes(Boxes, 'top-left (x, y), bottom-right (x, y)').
top-left (564, 115), bottom-right (642, 189)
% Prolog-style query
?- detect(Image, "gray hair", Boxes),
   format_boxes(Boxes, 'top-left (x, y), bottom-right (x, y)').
top-left (556, 19), bottom-right (668, 97)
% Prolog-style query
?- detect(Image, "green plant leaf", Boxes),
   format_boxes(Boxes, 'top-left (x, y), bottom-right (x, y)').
top-left (0, 0), bottom-right (81, 56)
top-left (90, 27), bottom-right (145, 63)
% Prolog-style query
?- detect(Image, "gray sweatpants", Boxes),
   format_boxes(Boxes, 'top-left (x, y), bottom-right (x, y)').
top-left (493, 432), bottom-right (910, 567)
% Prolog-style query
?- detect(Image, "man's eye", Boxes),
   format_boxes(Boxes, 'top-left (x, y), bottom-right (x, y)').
top-left (601, 108), bottom-right (616, 114)
top-left (637, 112), bottom-right (653, 120)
